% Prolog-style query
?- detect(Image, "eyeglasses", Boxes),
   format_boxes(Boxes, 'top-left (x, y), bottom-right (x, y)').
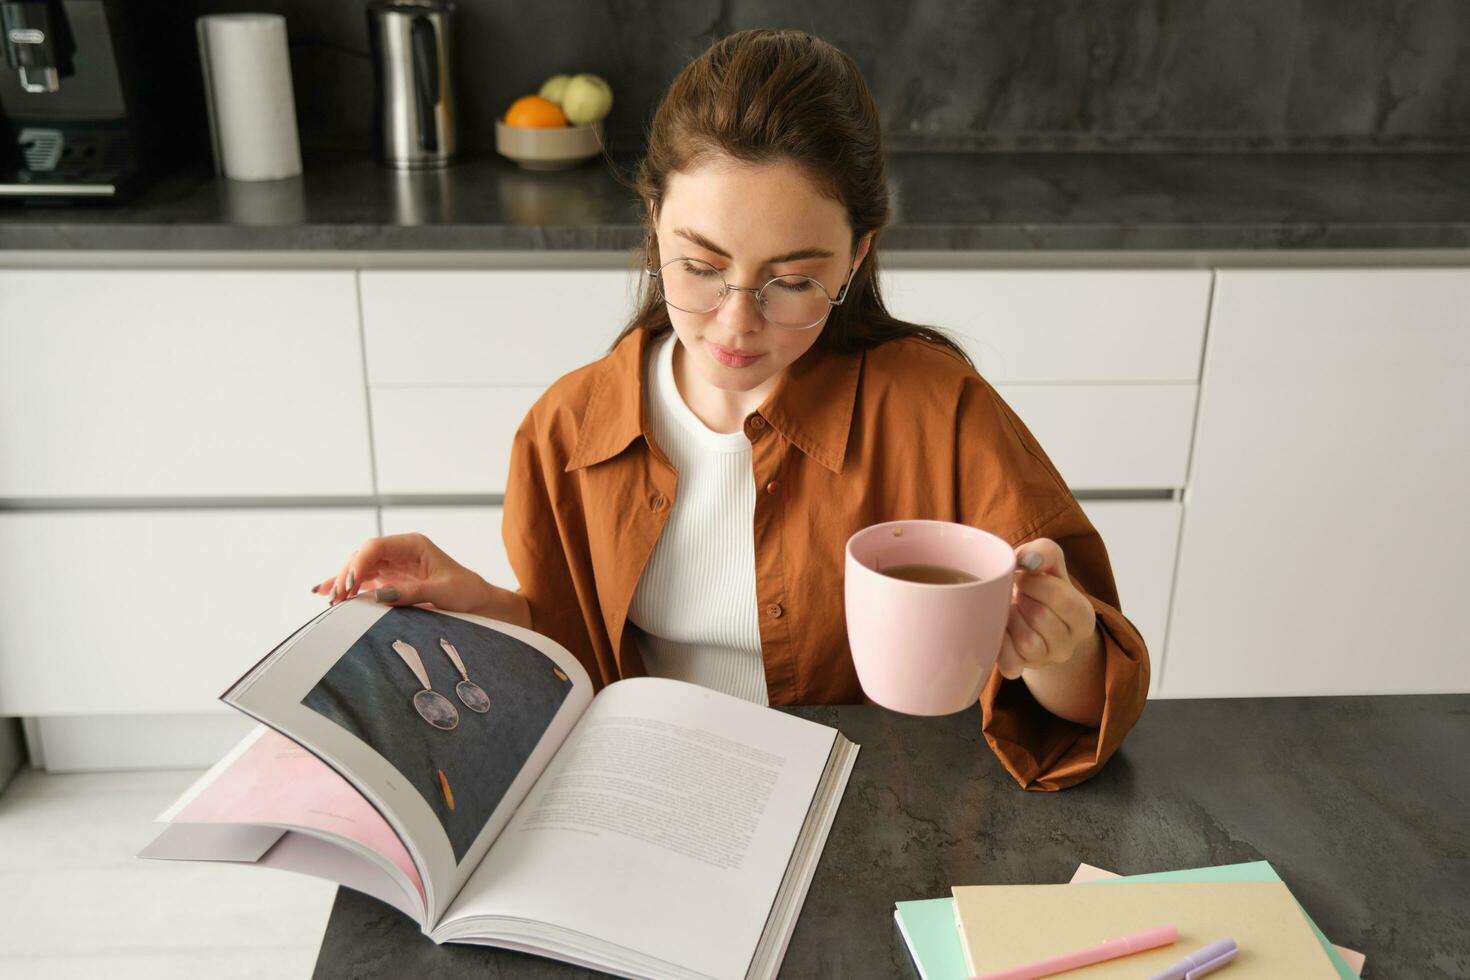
top-left (648, 256), bottom-right (857, 330)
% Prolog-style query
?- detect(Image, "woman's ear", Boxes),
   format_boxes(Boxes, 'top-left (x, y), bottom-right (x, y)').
top-left (852, 231), bottom-right (874, 271)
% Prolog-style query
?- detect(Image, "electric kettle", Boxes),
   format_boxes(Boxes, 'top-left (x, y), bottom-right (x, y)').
top-left (366, 0), bottom-right (457, 169)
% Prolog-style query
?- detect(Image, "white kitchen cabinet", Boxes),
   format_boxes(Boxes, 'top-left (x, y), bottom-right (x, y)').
top-left (885, 269), bottom-right (1209, 494)
top-left (379, 505), bottom-right (516, 595)
top-left (371, 387), bottom-right (541, 495)
top-left (880, 269), bottom-right (1211, 383)
top-left (359, 269), bottom-right (639, 497)
top-left (0, 507), bottom-right (377, 716)
top-left (359, 269), bottom-right (639, 386)
top-left (1080, 500), bottom-right (1183, 699)
top-left (0, 270), bottom-right (374, 497)
top-left (999, 385), bottom-right (1197, 491)
top-left (1164, 269), bottom-right (1470, 697)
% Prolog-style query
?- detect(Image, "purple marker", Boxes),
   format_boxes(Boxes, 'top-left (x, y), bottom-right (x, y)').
top-left (1146, 938), bottom-right (1238, 980)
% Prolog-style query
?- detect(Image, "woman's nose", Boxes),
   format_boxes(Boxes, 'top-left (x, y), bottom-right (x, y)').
top-left (718, 286), bottom-right (766, 334)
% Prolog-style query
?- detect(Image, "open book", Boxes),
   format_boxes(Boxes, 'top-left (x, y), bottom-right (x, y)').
top-left (139, 597), bottom-right (859, 980)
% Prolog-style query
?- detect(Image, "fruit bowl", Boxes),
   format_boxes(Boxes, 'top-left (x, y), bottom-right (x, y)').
top-left (495, 120), bottom-right (604, 171)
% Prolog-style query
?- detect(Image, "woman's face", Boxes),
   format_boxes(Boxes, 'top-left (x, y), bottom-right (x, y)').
top-left (650, 157), bottom-right (871, 398)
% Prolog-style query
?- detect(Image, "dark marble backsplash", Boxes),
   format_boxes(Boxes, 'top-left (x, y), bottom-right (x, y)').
top-left (172, 0), bottom-right (1470, 156)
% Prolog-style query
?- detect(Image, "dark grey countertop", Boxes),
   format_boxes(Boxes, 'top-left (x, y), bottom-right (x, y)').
top-left (4, 147), bottom-right (1470, 252)
top-left (312, 695), bottom-right (1470, 978)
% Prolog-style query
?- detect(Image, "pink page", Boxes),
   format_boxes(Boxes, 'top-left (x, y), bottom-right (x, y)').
top-left (176, 727), bottom-right (423, 899)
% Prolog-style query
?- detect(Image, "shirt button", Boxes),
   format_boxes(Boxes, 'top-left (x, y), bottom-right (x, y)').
top-left (650, 493), bottom-right (668, 511)
top-left (765, 602), bottom-right (784, 619)
top-left (747, 415), bottom-right (767, 433)
top-left (765, 480), bottom-right (779, 495)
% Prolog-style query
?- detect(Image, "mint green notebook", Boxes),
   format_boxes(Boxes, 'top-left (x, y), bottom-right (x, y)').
top-left (893, 861), bottom-right (1355, 980)
top-left (893, 897), bottom-right (969, 980)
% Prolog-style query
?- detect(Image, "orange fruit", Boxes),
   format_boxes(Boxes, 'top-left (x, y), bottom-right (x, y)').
top-left (504, 95), bottom-right (567, 128)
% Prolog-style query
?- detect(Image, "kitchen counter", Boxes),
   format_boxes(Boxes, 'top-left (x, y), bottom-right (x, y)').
top-left (2, 146), bottom-right (1469, 253)
top-left (311, 694), bottom-right (1470, 978)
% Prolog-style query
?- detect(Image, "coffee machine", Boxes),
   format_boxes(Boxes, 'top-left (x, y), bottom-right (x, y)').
top-left (0, 0), bottom-right (201, 204)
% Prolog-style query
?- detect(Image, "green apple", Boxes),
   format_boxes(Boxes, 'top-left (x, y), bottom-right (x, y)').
top-left (561, 73), bottom-right (613, 125)
top-left (538, 74), bottom-right (571, 105)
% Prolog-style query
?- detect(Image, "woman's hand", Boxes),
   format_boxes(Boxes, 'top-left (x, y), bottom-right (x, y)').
top-left (996, 537), bottom-right (1106, 727)
top-left (996, 538), bottom-right (1098, 679)
top-left (310, 532), bottom-right (530, 627)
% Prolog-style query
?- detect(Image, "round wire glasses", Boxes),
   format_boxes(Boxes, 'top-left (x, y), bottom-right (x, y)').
top-left (649, 256), bottom-right (857, 330)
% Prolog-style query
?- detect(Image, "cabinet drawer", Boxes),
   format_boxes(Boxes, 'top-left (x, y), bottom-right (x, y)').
top-left (360, 270), bottom-right (638, 386)
top-left (881, 269), bottom-right (1210, 383)
top-left (0, 270), bottom-right (373, 497)
top-left (0, 507), bottom-right (377, 714)
top-left (380, 505), bottom-right (516, 595)
top-left (998, 384), bottom-right (1197, 490)
top-left (1079, 499), bottom-right (1182, 699)
top-left (371, 387), bottom-right (541, 495)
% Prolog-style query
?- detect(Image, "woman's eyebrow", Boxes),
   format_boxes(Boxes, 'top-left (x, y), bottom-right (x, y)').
top-left (674, 226), bottom-right (835, 264)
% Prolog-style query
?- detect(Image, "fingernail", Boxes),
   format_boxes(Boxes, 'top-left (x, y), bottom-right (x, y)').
top-left (310, 584), bottom-right (319, 594)
top-left (345, 570), bottom-right (356, 593)
top-left (376, 587), bottom-right (400, 603)
top-left (329, 585), bottom-right (338, 602)
top-left (1019, 552), bottom-right (1043, 572)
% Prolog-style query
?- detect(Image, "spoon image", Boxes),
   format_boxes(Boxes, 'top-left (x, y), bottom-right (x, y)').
top-left (439, 638), bottom-right (490, 713)
top-left (391, 639), bottom-right (459, 731)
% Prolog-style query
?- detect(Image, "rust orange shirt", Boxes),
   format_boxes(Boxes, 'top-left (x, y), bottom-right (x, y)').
top-left (502, 325), bottom-right (1150, 791)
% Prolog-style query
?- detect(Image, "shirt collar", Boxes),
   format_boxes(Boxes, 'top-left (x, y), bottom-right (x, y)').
top-left (565, 327), bottom-right (863, 474)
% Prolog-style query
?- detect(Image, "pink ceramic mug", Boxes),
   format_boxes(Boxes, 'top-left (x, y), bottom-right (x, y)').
top-left (845, 519), bottom-right (1016, 715)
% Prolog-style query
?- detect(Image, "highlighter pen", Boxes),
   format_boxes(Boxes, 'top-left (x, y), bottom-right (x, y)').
top-left (971, 925), bottom-right (1179, 980)
top-left (1146, 938), bottom-right (1238, 980)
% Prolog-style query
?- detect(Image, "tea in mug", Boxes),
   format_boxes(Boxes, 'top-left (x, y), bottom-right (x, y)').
top-left (878, 563), bottom-right (979, 585)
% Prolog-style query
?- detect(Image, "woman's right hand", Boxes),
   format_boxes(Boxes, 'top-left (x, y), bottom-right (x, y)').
top-left (311, 532), bottom-right (507, 620)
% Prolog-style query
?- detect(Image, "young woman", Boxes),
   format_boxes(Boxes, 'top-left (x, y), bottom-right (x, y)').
top-left (314, 29), bottom-right (1149, 791)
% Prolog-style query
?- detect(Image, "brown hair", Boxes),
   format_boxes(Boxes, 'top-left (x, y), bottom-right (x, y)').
top-left (606, 28), bottom-right (972, 368)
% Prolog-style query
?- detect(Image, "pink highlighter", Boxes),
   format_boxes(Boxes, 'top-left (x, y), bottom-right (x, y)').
top-left (970, 925), bottom-right (1180, 980)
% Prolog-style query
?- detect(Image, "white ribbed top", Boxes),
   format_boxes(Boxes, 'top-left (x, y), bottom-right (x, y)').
top-left (626, 330), bottom-right (769, 705)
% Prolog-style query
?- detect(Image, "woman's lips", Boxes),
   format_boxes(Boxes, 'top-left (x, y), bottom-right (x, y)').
top-left (706, 340), bottom-right (765, 368)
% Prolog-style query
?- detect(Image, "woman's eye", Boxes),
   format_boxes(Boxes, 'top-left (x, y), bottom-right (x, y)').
top-left (773, 278), bottom-right (814, 292)
top-left (680, 261), bottom-right (719, 277)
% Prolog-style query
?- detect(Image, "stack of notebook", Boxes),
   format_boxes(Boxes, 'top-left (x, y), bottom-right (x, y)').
top-left (894, 861), bottom-right (1366, 979)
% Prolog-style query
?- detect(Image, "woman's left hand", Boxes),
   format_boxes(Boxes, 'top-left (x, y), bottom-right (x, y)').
top-left (996, 537), bottom-right (1098, 680)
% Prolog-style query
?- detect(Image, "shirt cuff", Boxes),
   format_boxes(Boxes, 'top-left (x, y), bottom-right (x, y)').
top-left (979, 596), bottom-right (1151, 791)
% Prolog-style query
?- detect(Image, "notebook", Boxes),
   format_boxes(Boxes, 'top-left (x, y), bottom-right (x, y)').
top-left (894, 896), bottom-right (971, 980)
top-left (951, 880), bottom-right (1340, 978)
top-left (1077, 861), bottom-right (1363, 977)
top-left (893, 860), bottom-right (1362, 980)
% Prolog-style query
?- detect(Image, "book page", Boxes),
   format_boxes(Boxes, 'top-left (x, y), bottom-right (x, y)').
top-left (257, 829), bottom-right (424, 919)
top-left (222, 598), bottom-right (594, 929)
top-left (165, 725), bottom-right (423, 904)
top-left (441, 677), bottom-right (837, 980)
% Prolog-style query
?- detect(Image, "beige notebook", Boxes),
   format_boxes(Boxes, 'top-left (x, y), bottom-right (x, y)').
top-left (951, 881), bottom-right (1340, 978)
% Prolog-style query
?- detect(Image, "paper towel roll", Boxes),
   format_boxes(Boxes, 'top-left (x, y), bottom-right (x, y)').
top-left (196, 14), bottom-right (303, 181)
